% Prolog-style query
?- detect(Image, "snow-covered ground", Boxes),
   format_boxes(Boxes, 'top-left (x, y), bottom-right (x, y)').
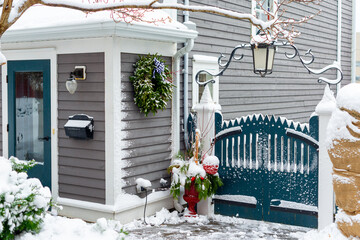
top-left (14, 208), bottom-right (349, 240)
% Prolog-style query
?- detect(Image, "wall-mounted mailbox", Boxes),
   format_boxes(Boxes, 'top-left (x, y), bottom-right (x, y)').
top-left (64, 114), bottom-right (94, 139)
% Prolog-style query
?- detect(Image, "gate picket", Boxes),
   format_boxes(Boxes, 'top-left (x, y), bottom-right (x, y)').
top-left (210, 111), bottom-right (319, 228)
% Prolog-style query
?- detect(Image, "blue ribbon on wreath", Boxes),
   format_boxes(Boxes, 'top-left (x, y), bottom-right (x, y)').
top-left (153, 58), bottom-right (165, 81)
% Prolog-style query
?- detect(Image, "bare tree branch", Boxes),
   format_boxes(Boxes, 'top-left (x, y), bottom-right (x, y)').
top-left (0, 0), bottom-right (323, 64)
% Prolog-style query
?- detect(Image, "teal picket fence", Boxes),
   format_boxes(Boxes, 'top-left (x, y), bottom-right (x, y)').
top-left (212, 112), bottom-right (319, 228)
top-left (187, 111), bottom-right (319, 228)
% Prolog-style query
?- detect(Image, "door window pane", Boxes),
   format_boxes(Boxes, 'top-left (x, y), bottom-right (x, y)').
top-left (15, 72), bottom-right (44, 163)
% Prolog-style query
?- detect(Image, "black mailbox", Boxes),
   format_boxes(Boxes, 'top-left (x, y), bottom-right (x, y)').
top-left (64, 114), bottom-right (94, 139)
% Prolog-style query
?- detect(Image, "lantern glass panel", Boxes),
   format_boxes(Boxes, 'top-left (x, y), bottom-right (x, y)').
top-left (267, 47), bottom-right (275, 71)
top-left (253, 47), bottom-right (268, 71)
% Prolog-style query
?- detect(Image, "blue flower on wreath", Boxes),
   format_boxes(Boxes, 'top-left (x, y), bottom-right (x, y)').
top-left (153, 57), bottom-right (165, 81)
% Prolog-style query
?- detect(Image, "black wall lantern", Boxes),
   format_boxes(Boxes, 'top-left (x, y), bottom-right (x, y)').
top-left (251, 43), bottom-right (276, 77)
top-left (195, 41), bottom-right (343, 87)
top-left (66, 66), bottom-right (87, 94)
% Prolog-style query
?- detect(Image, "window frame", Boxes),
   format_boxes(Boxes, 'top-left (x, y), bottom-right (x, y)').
top-left (192, 55), bottom-right (220, 106)
top-left (251, 0), bottom-right (277, 38)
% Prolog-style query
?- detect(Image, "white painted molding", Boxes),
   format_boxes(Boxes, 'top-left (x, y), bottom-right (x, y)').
top-left (315, 88), bottom-right (335, 230)
top-left (57, 194), bottom-right (174, 224)
top-left (104, 38), bottom-right (116, 205)
top-left (192, 86), bottom-right (221, 216)
top-left (192, 55), bottom-right (220, 106)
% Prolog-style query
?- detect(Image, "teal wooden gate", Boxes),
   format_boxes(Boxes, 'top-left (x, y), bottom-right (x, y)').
top-left (212, 112), bottom-right (319, 228)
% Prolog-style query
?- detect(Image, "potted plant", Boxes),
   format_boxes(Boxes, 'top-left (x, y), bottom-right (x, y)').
top-left (168, 130), bottom-right (223, 216)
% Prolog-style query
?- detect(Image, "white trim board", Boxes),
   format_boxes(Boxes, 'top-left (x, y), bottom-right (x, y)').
top-left (192, 55), bottom-right (220, 106)
top-left (57, 194), bottom-right (174, 224)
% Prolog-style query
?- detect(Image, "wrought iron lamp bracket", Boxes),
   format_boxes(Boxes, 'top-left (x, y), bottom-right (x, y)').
top-left (195, 41), bottom-right (343, 86)
top-left (279, 42), bottom-right (343, 85)
top-left (195, 43), bottom-right (250, 87)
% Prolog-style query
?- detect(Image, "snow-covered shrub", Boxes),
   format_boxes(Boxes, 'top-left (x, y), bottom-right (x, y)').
top-left (9, 157), bottom-right (36, 173)
top-left (0, 157), bottom-right (52, 240)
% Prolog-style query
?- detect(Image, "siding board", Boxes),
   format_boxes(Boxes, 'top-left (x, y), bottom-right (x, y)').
top-left (121, 53), bottom-right (172, 194)
top-left (58, 53), bottom-right (105, 204)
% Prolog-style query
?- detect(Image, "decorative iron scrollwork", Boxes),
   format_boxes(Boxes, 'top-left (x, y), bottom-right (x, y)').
top-left (195, 44), bottom-right (249, 87)
top-left (195, 41), bottom-right (343, 86)
top-left (279, 42), bottom-right (343, 85)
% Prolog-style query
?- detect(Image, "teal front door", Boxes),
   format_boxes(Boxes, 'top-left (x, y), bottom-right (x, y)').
top-left (8, 60), bottom-right (51, 189)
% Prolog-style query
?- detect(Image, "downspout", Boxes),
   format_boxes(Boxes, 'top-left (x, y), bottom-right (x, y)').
top-left (173, 23), bottom-right (195, 155)
top-left (337, 0), bottom-right (342, 92)
top-left (173, 21), bottom-right (195, 213)
top-left (183, 0), bottom-right (190, 150)
top-left (351, 0), bottom-right (357, 83)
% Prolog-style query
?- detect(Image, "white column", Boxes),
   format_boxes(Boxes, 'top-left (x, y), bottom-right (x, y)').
top-left (192, 86), bottom-right (221, 216)
top-left (315, 85), bottom-right (336, 230)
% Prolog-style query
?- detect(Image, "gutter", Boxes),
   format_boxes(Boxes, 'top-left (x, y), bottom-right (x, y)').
top-left (173, 21), bottom-right (196, 155)
top-left (172, 20), bottom-right (196, 213)
top-left (337, 0), bottom-right (342, 91)
top-left (351, 0), bottom-right (357, 83)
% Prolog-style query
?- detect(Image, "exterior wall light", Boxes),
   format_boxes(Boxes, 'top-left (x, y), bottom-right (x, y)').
top-left (251, 43), bottom-right (276, 77)
top-left (65, 66), bottom-right (86, 94)
top-left (195, 42), bottom-right (343, 87)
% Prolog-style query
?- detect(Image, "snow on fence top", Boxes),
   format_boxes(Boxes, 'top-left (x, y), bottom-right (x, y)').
top-left (218, 112), bottom-right (309, 133)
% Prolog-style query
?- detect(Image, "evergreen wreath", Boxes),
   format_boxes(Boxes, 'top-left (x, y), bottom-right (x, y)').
top-left (130, 54), bottom-right (174, 117)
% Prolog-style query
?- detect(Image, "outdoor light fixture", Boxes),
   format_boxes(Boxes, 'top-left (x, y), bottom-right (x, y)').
top-left (65, 66), bottom-right (86, 94)
top-left (251, 43), bottom-right (276, 77)
top-left (195, 41), bottom-right (343, 87)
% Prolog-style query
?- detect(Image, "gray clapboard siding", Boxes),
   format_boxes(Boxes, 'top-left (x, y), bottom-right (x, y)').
top-left (121, 53), bottom-right (172, 195)
top-left (58, 53), bottom-right (105, 204)
top-left (183, 0), bottom-right (350, 124)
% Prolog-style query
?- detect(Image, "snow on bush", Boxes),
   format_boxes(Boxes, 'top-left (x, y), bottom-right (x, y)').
top-left (0, 157), bottom-right (52, 240)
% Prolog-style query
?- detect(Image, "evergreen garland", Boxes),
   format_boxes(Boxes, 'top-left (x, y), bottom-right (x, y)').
top-left (130, 54), bottom-right (174, 117)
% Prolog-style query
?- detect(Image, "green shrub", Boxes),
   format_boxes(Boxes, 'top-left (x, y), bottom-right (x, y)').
top-left (0, 157), bottom-right (52, 240)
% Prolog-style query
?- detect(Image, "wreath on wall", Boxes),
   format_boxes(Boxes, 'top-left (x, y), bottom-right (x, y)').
top-left (130, 54), bottom-right (174, 117)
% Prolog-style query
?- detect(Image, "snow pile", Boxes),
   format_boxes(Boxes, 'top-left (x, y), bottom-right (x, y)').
top-left (115, 190), bottom-right (170, 211)
top-left (0, 157), bottom-right (52, 239)
top-left (336, 83), bottom-right (360, 113)
top-left (16, 215), bottom-right (127, 240)
top-left (135, 178), bottom-right (152, 192)
top-left (315, 85), bottom-right (336, 113)
top-left (0, 158), bottom-right (12, 193)
top-left (326, 83), bottom-right (360, 148)
top-left (302, 223), bottom-right (348, 240)
top-left (187, 161), bottom-right (206, 178)
top-left (125, 208), bottom-right (209, 230)
top-left (9, 4), bottom-right (186, 31)
top-left (202, 155), bottom-right (219, 166)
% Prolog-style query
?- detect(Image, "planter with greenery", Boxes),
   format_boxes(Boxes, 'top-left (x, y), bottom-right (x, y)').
top-left (168, 130), bottom-right (223, 215)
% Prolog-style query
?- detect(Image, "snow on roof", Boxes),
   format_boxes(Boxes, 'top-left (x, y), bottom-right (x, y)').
top-left (9, 5), bottom-right (186, 31)
top-left (3, 5), bottom-right (197, 43)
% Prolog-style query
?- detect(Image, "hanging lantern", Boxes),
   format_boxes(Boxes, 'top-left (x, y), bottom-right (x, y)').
top-left (251, 42), bottom-right (276, 77)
